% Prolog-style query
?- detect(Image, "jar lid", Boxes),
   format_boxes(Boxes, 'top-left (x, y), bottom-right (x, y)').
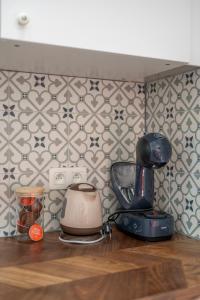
top-left (15, 186), bottom-right (45, 195)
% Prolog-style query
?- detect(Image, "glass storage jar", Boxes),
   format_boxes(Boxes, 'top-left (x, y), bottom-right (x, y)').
top-left (15, 186), bottom-right (45, 242)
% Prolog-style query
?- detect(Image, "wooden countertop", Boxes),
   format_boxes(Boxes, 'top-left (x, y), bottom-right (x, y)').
top-left (0, 228), bottom-right (200, 300)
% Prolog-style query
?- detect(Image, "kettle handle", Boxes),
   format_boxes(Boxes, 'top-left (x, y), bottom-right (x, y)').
top-left (69, 183), bottom-right (97, 192)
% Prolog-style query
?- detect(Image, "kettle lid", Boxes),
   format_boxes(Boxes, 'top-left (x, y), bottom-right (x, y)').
top-left (68, 183), bottom-right (96, 192)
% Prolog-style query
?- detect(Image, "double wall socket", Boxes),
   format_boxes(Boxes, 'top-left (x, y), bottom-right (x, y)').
top-left (49, 167), bottom-right (87, 190)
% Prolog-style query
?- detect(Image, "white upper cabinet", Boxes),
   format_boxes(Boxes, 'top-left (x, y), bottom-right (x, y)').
top-left (1, 0), bottom-right (191, 62)
top-left (0, 0), bottom-right (197, 81)
top-left (191, 0), bottom-right (200, 66)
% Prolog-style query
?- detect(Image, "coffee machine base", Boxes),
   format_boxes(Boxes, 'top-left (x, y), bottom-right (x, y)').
top-left (115, 210), bottom-right (174, 242)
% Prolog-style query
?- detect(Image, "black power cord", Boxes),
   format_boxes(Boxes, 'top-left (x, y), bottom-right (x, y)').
top-left (107, 208), bottom-right (152, 223)
top-left (102, 208), bottom-right (153, 239)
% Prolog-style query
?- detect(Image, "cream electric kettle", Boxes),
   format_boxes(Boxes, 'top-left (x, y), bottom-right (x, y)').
top-left (60, 183), bottom-right (103, 235)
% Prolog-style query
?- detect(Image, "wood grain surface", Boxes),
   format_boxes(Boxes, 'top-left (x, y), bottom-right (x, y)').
top-left (0, 228), bottom-right (199, 300)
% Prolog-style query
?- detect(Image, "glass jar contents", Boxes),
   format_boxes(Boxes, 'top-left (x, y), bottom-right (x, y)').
top-left (15, 186), bottom-right (45, 242)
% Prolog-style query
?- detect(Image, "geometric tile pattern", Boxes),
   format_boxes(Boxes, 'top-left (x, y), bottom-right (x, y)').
top-left (0, 70), bottom-right (145, 237)
top-left (146, 69), bottom-right (200, 239)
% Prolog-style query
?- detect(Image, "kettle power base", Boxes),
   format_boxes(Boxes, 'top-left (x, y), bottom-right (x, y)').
top-left (60, 224), bottom-right (102, 236)
top-left (115, 210), bottom-right (174, 242)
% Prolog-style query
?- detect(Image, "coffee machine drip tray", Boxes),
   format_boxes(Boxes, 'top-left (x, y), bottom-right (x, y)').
top-left (115, 210), bottom-right (174, 242)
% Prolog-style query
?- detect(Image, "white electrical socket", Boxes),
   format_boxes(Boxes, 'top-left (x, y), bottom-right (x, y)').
top-left (49, 167), bottom-right (87, 190)
top-left (55, 172), bottom-right (66, 185)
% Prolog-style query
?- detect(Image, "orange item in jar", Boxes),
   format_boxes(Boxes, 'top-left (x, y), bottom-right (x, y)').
top-left (20, 196), bottom-right (35, 206)
top-left (29, 224), bottom-right (43, 241)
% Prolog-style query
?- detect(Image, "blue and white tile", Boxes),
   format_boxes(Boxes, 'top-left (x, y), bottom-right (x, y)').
top-left (170, 73), bottom-right (185, 94)
top-left (154, 167), bottom-right (170, 212)
top-left (8, 71), bottom-right (31, 106)
top-left (0, 175), bottom-right (10, 237)
top-left (171, 110), bottom-right (200, 174)
top-left (102, 80), bottom-right (119, 99)
top-left (0, 71), bottom-right (147, 236)
top-left (8, 72), bottom-right (66, 113)
top-left (68, 114), bottom-right (110, 185)
top-left (0, 113), bottom-right (10, 173)
top-left (0, 71), bottom-right (9, 111)
top-left (122, 81), bottom-right (144, 101)
top-left (170, 172), bottom-right (200, 237)
top-left (44, 189), bottom-right (66, 231)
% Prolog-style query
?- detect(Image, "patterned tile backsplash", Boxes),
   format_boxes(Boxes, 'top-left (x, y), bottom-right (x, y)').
top-left (0, 70), bottom-right (145, 237)
top-left (1, 67), bottom-right (199, 240)
top-left (146, 69), bottom-right (200, 239)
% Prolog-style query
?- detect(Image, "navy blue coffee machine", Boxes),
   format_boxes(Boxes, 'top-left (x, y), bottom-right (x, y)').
top-left (111, 133), bottom-right (174, 241)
